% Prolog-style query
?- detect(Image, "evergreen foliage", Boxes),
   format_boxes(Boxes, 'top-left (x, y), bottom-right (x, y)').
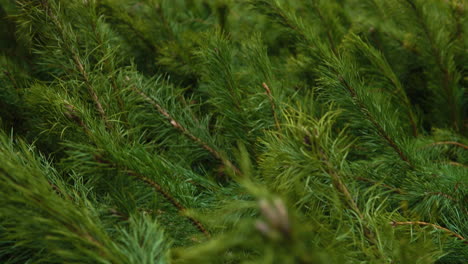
top-left (0, 0), bottom-right (466, 263)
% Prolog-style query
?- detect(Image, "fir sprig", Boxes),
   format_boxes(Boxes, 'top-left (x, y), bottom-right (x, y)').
top-left (0, 0), bottom-right (466, 263)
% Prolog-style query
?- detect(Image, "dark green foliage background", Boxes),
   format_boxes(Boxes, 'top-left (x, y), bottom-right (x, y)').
top-left (0, 0), bottom-right (466, 263)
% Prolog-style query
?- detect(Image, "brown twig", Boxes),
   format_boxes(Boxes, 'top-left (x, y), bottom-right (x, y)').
top-left (317, 149), bottom-right (381, 252)
top-left (73, 55), bottom-right (111, 130)
top-left (447, 161), bottom-right (468, 168)
top-left (108, 208), bottom-right (129, 220)
top-left (98, 156), bottom-right (211, 237)
top-left (64, 103), bottom-right (91, 135)
top-left (63, 104), bottom-right (210, 237)
top-left (337, 75), bottom-right (413, 168)
top-left (425, 192), bottom-right (457, 202)
top-left (40, 1), bottom-right (111, 130)
top-left (390, 220), bottom-right (467, 243)
top-left (422, 141), bottom-right (468, 150)
top-left (262, 82), bottom-right (281, 131)
top-left (132, 87), bottom-right (241, 176)
top-left (356, 178), bottom-right (459, 203)
top-left (126, 170), bottom-right (211, 237)
top-left (94, 154), bottom-right (210, 237)
top-left (326, 163), bottom-right (363, 219)
top-left (39, 0), bottom-right (111, 130)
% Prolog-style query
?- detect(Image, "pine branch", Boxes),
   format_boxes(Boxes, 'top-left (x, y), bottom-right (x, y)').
top-left (422, 141), bottom-right (468, 150)
top-left (132, 86), bottom-right (241, 176)
top-left (64, 103), bottom-right (91, 136)
top-left (64, 102), bottom-right (210, 237)
top-left (425, 192), bottom-right (457, 202)
top-left (93, 152), bottom-right (211, 238)
top-left (317, 148), bottom-right (382, 252)
top-left (0, 135), bottom-right (126, 263)
top-left (337, 74), bottom-right (413, 167)
top-left (402, 0), bottom-right (462, 131)
top-left (324, 157), bottom-right (363, 219)
top-left (35, 0), bottom-right (111, 129)
top-left (3, 0), bottom-right (467, 261)
top-left (447, 161), bottom-right (468, 168)
top-left (262, 82), bottom-right (280, 131)
top-left (346, 35), bottom-right (419, 136)
top-left (126, 169), bottom-right (211, 238)
top-left (355, 178), bottom-right (460, 205)
top-left (390, 220), bottom-right (467, 244)
top-left (73, 55), bottom-right (111, 129)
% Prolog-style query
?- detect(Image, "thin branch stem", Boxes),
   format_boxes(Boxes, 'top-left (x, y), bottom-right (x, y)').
top-left (262, 82), bottom-right (281, 131)
top-left (64, 103), bottom-right (92, 136)
top-left (73, 55), bottom-right (111, 130)
top-left (63, 103), bottom-right (210, 237)
top-left (425, 192), bottom-right (457, 202)
top-left (40, 1), bottom-right (111, 130)
top-left (337, 75), bottom-right (413, 168)
top-left (390, 220), bottom-right (467, 243)
top-left (447, 161), bottom-right (468, 168)
top-left (133, 87), bottom-right (241, 176)
top-left (422, 141), bottom-right (468, 150)
top-left (126, 170), bottom-right (211, 238)
top-left (318, 149), bottom-right (381, 253)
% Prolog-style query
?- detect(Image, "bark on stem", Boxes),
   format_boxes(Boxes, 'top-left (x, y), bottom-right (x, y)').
top-left (390, 220), bottom-right (466, 243)
top-left (262, 82), bottom-right (281, 131)
top-left (64, 103), bottom-right (210, 237)
top-left (423, 141), bottom-right (468, 150)
top-left (133, 87), bottom-right (241, 176)
top-left (126, 170), bottom-right (211, 237)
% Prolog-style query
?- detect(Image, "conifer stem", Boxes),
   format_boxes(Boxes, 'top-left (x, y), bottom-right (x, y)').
top-left (337, 75), bottom-right (413, 167)
top-left (318, 149), bottom-right (381, 253)
top-left (126, 170), bottom-right (211, 238)
top-left (133, 87), bottom-right (241, 175)
top-left (390, 221), bottom-right (467, 243)
top-left (97, 154), bottom-right (211, 237)
top-left (262, 82), bottom-right (281, 131)
top-left (423, 141), bottom-right (468, 150)
top-left (63, 103), bottom-right (210, 237)
top-left (73, 55), bottom-right (111, 130)
top-left (40, 1), bottom-right (111, 130)
top-left (426, 192), bottom-right (457, 202)
top-left (447, 161), bottom-right (468, 168)
top-left (330, 169), bottom-right (363, 218)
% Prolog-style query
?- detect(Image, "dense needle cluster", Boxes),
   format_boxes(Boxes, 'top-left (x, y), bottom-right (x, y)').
top-left (0, 0), bottom-right (466, 263)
